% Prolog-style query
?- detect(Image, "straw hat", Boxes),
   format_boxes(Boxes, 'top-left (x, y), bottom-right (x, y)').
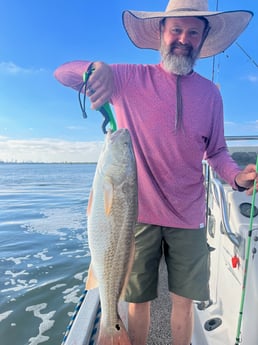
top-left (122, 0), bottom-right (253, 58)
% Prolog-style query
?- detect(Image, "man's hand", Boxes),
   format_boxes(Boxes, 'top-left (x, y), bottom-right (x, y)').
top-left (235, 164), bottom-right (258, 195)
top-left (86, 61), bottom-right (114, 110)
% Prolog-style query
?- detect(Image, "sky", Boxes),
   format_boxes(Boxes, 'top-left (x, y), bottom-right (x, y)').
top-left (0, 0), bottom-right (257, 163)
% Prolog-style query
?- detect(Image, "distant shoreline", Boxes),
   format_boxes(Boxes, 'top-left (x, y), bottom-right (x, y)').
top-left (0, 161), bottom-right (97, 165)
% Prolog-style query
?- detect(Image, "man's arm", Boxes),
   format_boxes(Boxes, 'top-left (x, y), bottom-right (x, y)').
top-left (54, 60), bottom-right (114, 110)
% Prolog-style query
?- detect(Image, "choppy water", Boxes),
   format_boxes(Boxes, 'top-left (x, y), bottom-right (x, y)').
top-left (0, 163), bottom-right (96, 345)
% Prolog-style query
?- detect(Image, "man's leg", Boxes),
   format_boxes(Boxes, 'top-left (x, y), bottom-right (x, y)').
top-left (170, 293), bottom-right (193, 345)
top-left (128, 301), bottom-right (151, 345)
top-left (164, 226), bottom-right (210, 344)
top-left (125, 224), bottom-right (162, 344)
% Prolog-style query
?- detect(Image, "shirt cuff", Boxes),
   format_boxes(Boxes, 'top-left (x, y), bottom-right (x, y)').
top-left (234, 179), bottom-right (248, 192)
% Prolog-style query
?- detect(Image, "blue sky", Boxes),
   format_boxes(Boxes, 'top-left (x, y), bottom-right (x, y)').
top-left (0, 0), bottom-right (257, 162)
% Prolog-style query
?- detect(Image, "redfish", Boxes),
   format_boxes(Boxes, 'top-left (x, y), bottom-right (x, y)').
top-left (86, 128), bottom-right (137, 345)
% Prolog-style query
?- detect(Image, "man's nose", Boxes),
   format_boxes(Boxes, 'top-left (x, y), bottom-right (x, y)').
top-left (178, 31), bottom-right (189, 45)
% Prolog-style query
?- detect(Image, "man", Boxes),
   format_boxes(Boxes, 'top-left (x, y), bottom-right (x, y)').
top-left (55, 1), bottom-right (257, 344)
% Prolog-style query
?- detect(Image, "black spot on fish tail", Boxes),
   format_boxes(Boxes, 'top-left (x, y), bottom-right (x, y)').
top-left (115, 324), bottom-right (121, 331)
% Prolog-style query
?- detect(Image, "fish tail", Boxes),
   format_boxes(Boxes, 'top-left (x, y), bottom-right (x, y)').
top-left (97, 319), bottom-right (132, 345)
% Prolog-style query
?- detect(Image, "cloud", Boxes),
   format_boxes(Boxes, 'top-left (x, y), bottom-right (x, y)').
top-left (0, 61), bottom-right (46, 75)
top-left (224, 121), bottom-right (236, 126)
top-left (0, 137), bottom-right (104, 163)
top-left (66, 126), bottom-right (86, 131)
top-left (224, 120), bottom-right (258, 141)
top-left (247, 75), bottom-right (258, 83)
top-left (0, 135), bottom-right (9, 140)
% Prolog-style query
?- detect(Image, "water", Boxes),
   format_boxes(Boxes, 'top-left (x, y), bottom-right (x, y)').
top-left (0, 163), bottom-right (96, 345)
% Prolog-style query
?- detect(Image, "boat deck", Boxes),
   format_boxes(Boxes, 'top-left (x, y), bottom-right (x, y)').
top-left (148, 257), bottom-right (172, 345)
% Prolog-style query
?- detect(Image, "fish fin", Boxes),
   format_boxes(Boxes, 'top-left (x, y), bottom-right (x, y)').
top-left (97, 318), bottom-right (132, 345)
top-left (87, 189), bottom-right (93, 216)
top-left (85, 263), bottom-right (99, 289)
top-left (103, 178), bottom-right (114, 215)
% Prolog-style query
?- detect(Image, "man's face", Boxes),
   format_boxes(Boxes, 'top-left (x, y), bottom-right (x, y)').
top-left (160, 17), bottom-right (206, 75)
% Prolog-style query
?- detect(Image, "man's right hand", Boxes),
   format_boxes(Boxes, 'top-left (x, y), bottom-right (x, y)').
top-left (86, 61), bottom-right (114, 110)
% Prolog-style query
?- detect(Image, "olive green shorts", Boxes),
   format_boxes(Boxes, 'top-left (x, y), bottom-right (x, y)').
top-left (124, 223), bottom-right (210, 303)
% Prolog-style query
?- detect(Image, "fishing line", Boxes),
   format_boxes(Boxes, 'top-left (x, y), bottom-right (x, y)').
top-left (235, 42), bottom-right (258, 69)
top-left (235, 154), bottom-right (258, 345)
top-left (211, 0), bottom-right (219, 83)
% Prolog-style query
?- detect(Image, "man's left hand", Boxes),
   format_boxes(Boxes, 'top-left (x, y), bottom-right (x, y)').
top-left (235, 164), bottom-right (258, 195)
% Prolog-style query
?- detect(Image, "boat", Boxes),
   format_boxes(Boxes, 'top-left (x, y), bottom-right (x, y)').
top-left (61, 135), bottom-right (258, 345)
top-left (192, 136), bottom-right (258, 345)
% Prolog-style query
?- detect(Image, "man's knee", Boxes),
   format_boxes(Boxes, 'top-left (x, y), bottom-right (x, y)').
top-left (129, 301), bottom-right (151, 313)
top-left (170, 293), bottom-right (193, 313)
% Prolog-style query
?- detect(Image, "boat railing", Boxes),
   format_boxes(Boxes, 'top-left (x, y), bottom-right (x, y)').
top-left (209, 170), bottom-right (240, 248)
top-left (204, 135), bottom-right (258, 248)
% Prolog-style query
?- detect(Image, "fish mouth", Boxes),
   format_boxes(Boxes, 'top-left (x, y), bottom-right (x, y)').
top-left (109, 128), bottom-right (130, 142)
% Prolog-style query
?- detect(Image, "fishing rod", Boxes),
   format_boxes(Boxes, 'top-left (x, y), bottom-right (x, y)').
top-left (235, 154), bottom-right (258, 345)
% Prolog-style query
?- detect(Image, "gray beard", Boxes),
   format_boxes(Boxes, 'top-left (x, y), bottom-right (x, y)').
top-left (160, 41), bottom-right (199, 75)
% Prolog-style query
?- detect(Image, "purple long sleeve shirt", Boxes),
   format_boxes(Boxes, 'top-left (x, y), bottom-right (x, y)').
top-left (55, 61), bottom-right (241, 229)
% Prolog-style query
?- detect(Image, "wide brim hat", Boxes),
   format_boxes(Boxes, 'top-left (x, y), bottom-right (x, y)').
top-left (122, 0), bottom-right (253, 58)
